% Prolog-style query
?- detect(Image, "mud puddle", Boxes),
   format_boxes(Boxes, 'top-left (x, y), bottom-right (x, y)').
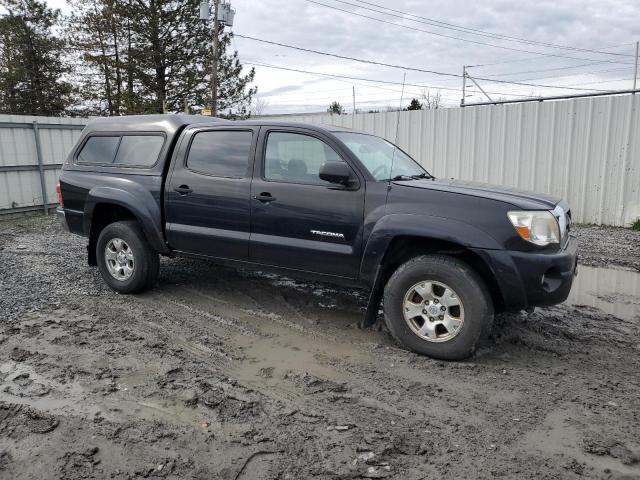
top-left (522, 408), bottom-right (640, 477)
top-left (228, 313), bottom-right (372, 404)
top-left (566, 265), bottom-right (640, 320)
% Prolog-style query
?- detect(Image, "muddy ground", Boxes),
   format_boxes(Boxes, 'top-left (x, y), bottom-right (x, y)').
top-left (0, 215), bottom-right (639, 480)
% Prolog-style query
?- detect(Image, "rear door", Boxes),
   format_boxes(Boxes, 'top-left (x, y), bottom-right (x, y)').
top-left (249, 127), bottom-right (366, 278)
top-left (165, 125), bottom-right (258, 259)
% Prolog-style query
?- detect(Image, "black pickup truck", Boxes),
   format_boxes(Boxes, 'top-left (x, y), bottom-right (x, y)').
top-left (57, 114), bottom-right (577, 360)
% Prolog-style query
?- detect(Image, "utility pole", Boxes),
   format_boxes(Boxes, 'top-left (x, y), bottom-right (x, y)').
top-left (352, 86), bottom-right (356, 114)
top-left (634, 41), bottom-right (639, 91)
top-left (461, 65), bottom-right (466, 107)
top-left (211, 0), bottom-right (220, 116)
top-left (201, 0), bottom-right (234, 116)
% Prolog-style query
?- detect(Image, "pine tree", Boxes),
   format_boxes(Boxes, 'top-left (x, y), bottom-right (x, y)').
top-left (67, 0), bottom-right (129, 115)
top-left (213, 29), bottom-right (257, 118)
top-left (67, 0), bottom-right (256, 116)
top-left (0, 0), bottom-right (74, 115)
top-left (327, 101), bottom-right (343, 114)
top-left (407, 98), bottom-right (422, 110)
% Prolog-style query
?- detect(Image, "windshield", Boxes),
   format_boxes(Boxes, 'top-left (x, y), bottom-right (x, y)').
top-left (334, 132), bottom-right (431, 181)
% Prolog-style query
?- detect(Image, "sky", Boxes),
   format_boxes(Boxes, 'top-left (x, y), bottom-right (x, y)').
top-left (40, 0), bottom-right (640, 114)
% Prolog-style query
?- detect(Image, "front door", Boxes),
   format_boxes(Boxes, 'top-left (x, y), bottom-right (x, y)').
top-left (249, 128), bottom-right (365, 278)
top-left (165, 126), bottom-right (258, 259)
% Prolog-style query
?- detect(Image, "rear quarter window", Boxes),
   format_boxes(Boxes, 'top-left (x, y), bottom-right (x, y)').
top-left (76, 134), bottom-right (165, 167)
top-left (114, 136), bottom-right (164, 166)
top-left (77, 136), bottom-right (120, 164)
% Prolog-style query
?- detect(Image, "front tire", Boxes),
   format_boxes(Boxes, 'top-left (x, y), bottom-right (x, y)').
top-left (383, 255), bottom-right (493, 360)
top-left (96, 220), bottom-right (159, 294)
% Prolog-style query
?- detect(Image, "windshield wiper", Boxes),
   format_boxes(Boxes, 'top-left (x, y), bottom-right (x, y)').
top-left (389, 173), bottom-right (434, 181)
top-left (411, 172), bottom-right (434, 180)
top-left (390, 175), bottom-right (414, 181)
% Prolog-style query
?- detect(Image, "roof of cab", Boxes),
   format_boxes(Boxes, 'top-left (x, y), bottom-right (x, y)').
top-left (83, 114), bottom-right (359, 136)
top-left (83, 114), bottom-right (230, 135)
top-left (232, 119), bottom-right (358, 134)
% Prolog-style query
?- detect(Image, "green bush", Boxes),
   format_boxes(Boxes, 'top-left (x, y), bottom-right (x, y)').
top-left (632, 219), bottom-right (640, 231)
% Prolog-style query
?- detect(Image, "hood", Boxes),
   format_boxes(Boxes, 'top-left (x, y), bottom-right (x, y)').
top-left (396, 178), bottom-right (560, 210)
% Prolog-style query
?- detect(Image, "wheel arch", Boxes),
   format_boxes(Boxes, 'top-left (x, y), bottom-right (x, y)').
top-left (378, 235), bottom-right (504, 313)
top-left (360, 215), bottom-right (505, 327)
top-left (84, 186), bottom-right (168, 266)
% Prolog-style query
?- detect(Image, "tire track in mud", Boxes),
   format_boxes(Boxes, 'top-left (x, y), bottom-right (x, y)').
top-left (157, 282), bottom-right (372, 406)
top-left (141, 277), bottom-right (435, 428)
top-left (152, 277), bottom-right (492, 437)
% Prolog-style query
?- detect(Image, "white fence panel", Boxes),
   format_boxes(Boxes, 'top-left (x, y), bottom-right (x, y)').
top-left (269, 94), bottom-right (640, 226)
top-left (0, 115), bottom-right (86, 213)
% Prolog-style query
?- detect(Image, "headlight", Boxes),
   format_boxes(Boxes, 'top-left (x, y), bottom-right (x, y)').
top-left (507, 211), bottom-right (560, 246)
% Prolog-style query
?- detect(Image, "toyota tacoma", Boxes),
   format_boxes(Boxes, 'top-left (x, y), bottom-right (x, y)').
top-left (57, 115), bottom-right (577, 360)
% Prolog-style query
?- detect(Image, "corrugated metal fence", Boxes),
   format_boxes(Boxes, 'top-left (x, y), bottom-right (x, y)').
top-left (270, 94), bottom-right (640, 227)
top-left (0, 115), bottom-right (86, 214)
top-left (1, 94), bottom-right (639, 225)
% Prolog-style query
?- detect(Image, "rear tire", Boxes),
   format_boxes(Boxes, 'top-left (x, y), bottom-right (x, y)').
top-left (96, 220), bottom-right (159, 294)
top-left (383, 255), bottom-right (493, 360)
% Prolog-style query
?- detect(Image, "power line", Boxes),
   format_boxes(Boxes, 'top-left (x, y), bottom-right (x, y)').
top-left (468, 44), bottom-right (636, 68)
top-left (562, 77), bottom-right (632, 87)
top-left (245, 61), bottom-right (541, 98)
top-left (267, 92), bottom-right (426, 104)
top-left (476, 66), bottom-right (633, 85)
top-left (249, 62), bottom-right (423, 95)
top-left (304, 0), bottom-right (634, 64)
top-left (472, 61), bottom-right (631, 79)
top-left (341, 0), bottom-right (634, 57)
top-left (236, 34), bottom-right (616, 92)
top-left (260, 86), bottom-right (355, 97)
top-left (260, 86), bottom-right (426, 101)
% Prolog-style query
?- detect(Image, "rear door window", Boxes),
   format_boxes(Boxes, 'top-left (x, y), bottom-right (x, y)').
top-left (77, 136), bottom-right (120, 164)
top-left (114, 135), bottom-right (164, 166)
top-left (187, 130), bottom-right (253, 178)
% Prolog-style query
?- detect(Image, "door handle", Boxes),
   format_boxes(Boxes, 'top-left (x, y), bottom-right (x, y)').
top-left (174, 185), bottom-right (193, 195)
top-left (253, 192), bottom-right (276, 203)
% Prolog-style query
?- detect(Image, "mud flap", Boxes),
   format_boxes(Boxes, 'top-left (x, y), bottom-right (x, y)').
top-left (360, 265), bottom-right (384, 329)
top-left (87, 244), bottom-right (97, 267)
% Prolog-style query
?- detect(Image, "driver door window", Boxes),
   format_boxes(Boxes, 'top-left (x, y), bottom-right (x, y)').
top-left (264, 132), bottom-right (343, 185)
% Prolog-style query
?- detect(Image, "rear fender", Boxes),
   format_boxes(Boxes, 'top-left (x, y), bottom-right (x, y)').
top-left (84, 182), bottom-right (168, 254)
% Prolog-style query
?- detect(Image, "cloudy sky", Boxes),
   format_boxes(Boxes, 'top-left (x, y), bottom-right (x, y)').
top-left (42, 0), bottom-right (640, 114)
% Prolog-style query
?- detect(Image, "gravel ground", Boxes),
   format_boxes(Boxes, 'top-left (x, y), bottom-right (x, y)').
top-left (0, 216), bottom-right (639, 480)
top-left (573, 224), bottom-right (640, 271)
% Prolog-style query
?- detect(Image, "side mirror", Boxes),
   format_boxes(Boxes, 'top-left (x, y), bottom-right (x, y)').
top-left (319, 161), bottom-right (352, 185)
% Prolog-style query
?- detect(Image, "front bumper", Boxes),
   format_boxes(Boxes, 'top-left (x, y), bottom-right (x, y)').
top-left (472, 235), bottom-right (578, 311)
top-left (56, 207), bottom-right (70, 232)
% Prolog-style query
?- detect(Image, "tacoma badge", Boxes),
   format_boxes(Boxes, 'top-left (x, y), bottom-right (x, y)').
top-left (311, 230), bottom-right (345, 239)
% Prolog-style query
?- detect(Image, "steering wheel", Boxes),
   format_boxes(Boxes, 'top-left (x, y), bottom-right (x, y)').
top-left (372, 164), bottom-right (389, 179)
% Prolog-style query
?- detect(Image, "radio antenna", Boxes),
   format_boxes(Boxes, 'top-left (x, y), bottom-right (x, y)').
top-left (388, 71), bottom-right (406, 186)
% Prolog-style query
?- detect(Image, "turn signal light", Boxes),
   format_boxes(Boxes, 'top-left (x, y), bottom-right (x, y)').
top-left (56, 181), bottom-right (63, 207)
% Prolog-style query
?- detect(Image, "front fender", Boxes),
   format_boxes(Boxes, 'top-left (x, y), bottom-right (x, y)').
top-left (84, 182), bottom-right (168, 254)
top-left (359, 213), bottom-right (503, 284)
